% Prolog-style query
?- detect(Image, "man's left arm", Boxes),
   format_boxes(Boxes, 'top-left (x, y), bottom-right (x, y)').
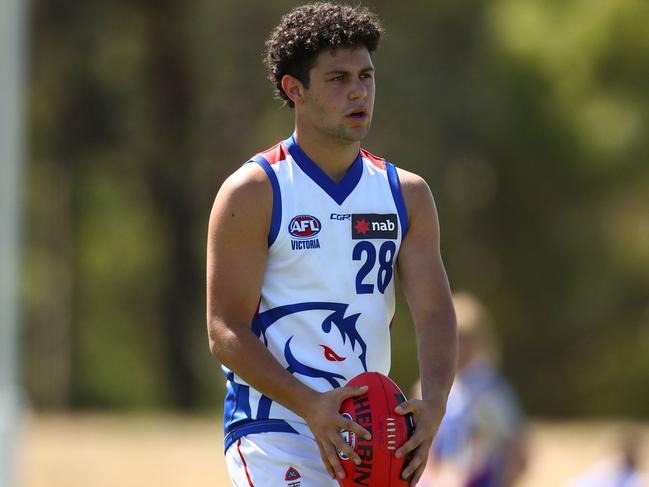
top-left (393, 168), bottom-right (458, 486)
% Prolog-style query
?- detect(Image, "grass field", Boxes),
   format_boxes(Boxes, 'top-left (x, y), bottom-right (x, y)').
top-left (15, 414), bottom-right (649, 487)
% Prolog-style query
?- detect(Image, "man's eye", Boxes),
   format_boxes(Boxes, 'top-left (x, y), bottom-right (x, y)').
top-left (330, 75), bottom-right (345, 81)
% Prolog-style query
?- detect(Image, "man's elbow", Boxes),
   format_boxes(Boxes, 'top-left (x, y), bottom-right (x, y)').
top-left (207, 318), bottom-right (229, 361)
top-left (208, 334), bottom-right (221, 360)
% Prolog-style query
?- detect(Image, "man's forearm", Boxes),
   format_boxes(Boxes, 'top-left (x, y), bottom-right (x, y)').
top-left (210, 321), bottom-right (319, 418)
top-left (416, 309), bottom-right (457, 404)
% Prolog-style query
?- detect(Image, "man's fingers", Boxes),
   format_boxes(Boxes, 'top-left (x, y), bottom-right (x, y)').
top-left (339, 415), bottom-right (371, 441)
top-left (394, 399), bottom-right (418, 415)
top-left (395, 432), bottom-right (423, 459)
top-left (322, 440), bottom-right (346, 479)
top-left (331, 429), bottom-right (362, 466)
top-left (408, 460), bottom-right (428, 486)
top-left (400, 443), bottom-right (428, 481)
top-left (338, 385), bottom-right (368, 400)
top-left (316, 439), bottom-right (336, 479)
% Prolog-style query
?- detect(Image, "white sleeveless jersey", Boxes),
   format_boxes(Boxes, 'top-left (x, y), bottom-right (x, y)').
top-left (223, 134), bottom-right (409, 452)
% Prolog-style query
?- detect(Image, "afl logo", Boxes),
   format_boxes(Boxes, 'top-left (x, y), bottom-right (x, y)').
top-left (337, 413), bottom-right (356, 460)
top-left (289, 215), bottom-right (321, 239)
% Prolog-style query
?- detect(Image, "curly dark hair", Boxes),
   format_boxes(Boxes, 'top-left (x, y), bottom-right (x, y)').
top-left (264, 2), bottom-right (384, 107)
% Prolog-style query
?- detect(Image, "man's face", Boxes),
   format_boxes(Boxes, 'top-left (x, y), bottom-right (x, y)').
top-left (301, 47), bottom-right (375, 142)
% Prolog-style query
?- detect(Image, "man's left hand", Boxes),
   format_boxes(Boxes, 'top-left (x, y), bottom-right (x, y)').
top-left (394, 398), bottom-right (446, 486)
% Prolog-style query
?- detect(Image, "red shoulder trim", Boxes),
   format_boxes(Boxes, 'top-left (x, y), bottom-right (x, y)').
top-left (257, 141), bottom-right (287, 165)
top-left (360, 148), bottom-right (386, 170)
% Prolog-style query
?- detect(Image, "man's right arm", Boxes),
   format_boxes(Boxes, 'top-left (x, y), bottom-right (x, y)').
top-left (206, 162), bottom-right (369, 480)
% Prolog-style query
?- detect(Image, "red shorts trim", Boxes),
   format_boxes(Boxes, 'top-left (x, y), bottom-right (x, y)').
top-left (237, 438), bottom-right (255, 487)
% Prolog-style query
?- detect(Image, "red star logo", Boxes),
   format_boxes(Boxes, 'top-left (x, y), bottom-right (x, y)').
top-left (354, 218), bottom-right (369, 235)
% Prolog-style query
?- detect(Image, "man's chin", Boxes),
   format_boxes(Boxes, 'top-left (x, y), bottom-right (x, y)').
top-left (336, 125), bottom-right (371, 143)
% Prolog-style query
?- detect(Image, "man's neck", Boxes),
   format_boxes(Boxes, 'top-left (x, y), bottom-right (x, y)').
top-left (293, 126), bottom-right (361, 183)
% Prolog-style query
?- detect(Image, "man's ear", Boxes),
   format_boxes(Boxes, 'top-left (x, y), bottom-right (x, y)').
top-left (281, 74), bottom-right (305, 106)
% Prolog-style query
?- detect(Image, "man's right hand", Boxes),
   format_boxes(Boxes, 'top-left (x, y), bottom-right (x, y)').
top-left (301, 385), bottom-right (372, 480)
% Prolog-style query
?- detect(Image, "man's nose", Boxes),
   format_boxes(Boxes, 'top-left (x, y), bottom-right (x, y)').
top-left (348, 79), bottom-right (368, 100)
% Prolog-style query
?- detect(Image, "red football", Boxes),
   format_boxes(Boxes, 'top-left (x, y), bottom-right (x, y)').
top-left (337, 372), bottom-right (415, 487)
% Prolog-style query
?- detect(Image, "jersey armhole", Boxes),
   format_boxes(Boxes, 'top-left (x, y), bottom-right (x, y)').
top-left (248, 156), bottom-right (282, 247)
top-left (386, 162), bottom-right (409, 238)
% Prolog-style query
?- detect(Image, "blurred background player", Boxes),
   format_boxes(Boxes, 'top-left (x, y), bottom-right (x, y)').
top-left (414, 291), bottom-right (528, 487)
top-left (564, 430), bottom-right (647, 487)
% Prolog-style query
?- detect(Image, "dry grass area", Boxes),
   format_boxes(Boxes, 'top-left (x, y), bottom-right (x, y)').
top-left (15, 413), bottom-right (649, 487)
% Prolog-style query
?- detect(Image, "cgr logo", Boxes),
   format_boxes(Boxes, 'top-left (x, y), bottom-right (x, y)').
top-left (289, 215), bottom-right (321, 239)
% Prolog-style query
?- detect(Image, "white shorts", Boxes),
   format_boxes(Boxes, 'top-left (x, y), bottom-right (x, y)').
top-left (225, 432), bottom-right (339, 487)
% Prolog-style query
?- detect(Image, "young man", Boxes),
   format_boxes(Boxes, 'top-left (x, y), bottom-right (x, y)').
top-left (206, 3), bottom-right (457, 486)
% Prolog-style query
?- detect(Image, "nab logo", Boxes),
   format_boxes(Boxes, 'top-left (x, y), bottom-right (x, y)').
top-left (288, 215), bottom-right (321, 239)
top-left (352, 213), bottom-right (398, 239)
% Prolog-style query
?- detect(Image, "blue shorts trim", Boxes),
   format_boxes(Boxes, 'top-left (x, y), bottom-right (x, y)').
top-left (224, 419), bottom-right (300, 453)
